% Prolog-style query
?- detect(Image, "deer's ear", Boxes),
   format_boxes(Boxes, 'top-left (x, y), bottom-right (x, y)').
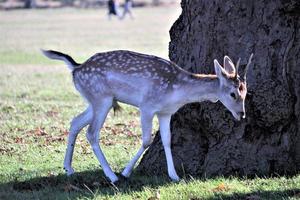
top-left (224, 56), bottom-right (236, 75)
top-left (214, 59), bottom-right (227, 78)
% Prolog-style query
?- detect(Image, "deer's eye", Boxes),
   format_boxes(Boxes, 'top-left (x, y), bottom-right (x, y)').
top-left (230, 92), bottom-right (237, 100)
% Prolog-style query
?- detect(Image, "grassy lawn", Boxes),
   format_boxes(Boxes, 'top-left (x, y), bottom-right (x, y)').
top-left (0, 5), bottom-right (299, 200)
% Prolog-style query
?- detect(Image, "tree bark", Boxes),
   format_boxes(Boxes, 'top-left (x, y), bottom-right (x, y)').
top-left (137, 0), bottom-right (300, 177)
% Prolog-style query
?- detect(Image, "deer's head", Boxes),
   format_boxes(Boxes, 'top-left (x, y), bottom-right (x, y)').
top-left (214, 54), bottom-right (253, 121)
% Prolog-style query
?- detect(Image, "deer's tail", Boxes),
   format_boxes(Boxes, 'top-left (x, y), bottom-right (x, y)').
top-left (41, 49), bottom-right (80, 71)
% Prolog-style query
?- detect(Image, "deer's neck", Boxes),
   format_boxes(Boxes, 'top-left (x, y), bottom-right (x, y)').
top-left (172, 73), bottom-right (220, 105)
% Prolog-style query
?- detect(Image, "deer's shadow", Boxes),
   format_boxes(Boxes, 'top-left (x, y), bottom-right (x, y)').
top-left (1, 170), bottom-right (299, 199)
top-left (0, 169), bottom-right (170, 198)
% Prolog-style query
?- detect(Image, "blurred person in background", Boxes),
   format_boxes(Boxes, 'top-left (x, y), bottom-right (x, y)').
top-left (108, 0), bottom-right (120, 20)
top-left (121, 0), bottom-right (134, 20)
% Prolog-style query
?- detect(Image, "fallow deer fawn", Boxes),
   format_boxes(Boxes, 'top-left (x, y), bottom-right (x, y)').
top-left (42, 49), bottom-right (253, 183)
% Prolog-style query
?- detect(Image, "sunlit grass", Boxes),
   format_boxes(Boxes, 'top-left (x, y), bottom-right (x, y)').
top-left (0, 6), bottom-right (180, 65)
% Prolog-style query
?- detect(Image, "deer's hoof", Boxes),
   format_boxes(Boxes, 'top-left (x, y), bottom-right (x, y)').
top-left (170, 175), bottom-right (180, 182)
top-left (63, 167), bottom-right (75, 176)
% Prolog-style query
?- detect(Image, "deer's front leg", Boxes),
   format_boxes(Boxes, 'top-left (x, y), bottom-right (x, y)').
top-left (86, 98), bottom-right (118, 183)
top-left (121, 110), bottom-right (154, 178)
top-left (157, 114), bottom-right (180, 182)
top-left (64, 107), bottom-right (92, 175)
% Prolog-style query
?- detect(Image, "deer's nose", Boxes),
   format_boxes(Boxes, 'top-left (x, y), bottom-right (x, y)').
top-left (239, 112), bottom-right (245, 118)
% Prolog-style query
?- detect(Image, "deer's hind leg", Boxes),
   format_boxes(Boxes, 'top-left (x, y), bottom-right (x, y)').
top-left (64, 106), bottom-right (92, 175)
top-left (86, 97), bottom-right (119, 183)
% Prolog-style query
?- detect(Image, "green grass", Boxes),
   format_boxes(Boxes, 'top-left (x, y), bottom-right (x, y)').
top-left (0, 7), bottom-right (178, 65)
top-left (0, 5), bottom-right (299, 200)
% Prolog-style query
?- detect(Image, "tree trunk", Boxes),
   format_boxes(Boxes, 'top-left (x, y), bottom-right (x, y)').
top-left (137, 0), bottom-right (300, 178)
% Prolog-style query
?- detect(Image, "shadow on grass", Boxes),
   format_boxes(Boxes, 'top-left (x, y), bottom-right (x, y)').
top-left (0, 169), bottom-right (170, 198)
top-left (1, 170), bottom-right (299, 199)
top-left (208, 189), bottom-right (300, 200)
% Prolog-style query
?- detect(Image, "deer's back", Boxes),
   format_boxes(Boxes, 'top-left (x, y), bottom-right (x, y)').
top-left (72, 50), bottom-right (184, 106)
